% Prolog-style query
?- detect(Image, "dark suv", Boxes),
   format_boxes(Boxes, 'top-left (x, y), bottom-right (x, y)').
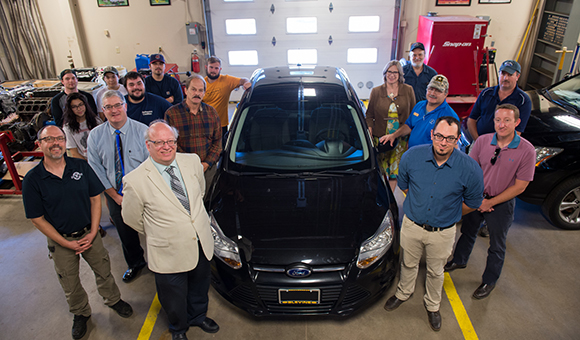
top-left (205, 66), bottom-right (400, 316)
top-left (517, 73), bottom-right (580, 230)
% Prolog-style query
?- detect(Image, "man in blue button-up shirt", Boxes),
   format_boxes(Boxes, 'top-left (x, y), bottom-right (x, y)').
top-left (87, 90), bottom-right (149, 283)
top-left (383, 116), bottom-right (483, 332)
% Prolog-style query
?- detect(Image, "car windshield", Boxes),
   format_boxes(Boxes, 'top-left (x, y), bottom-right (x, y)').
top-left (549, 75), bottom-right (580, 110)
top-left (228, 83), bottom-right (370, 171)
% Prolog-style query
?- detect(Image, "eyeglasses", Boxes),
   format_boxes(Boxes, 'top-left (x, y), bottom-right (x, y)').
top-left (148, 139), bottom-right (177, 148)
top-left (103, 103), bottom-right (124, 111)
top-left (433, 133), bottom-right (457, 143)
top-left (386, 71), bottom-right (399, 75)
top-left (39, 136), bottom-right (66, 143)
top-left (490, 147), bottom-right (501, 165)
top-left (70, 103), bottom-right (85, 110)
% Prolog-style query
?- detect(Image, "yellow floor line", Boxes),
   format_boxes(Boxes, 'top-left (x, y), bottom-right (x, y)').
top-left (137, 293), bottom-right (162, 340)
top-left (444, 273), bottom-right (479, 340)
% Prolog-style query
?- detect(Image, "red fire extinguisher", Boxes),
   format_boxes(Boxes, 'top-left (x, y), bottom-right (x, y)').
top-left (191, 50), bottom-right (200, 73)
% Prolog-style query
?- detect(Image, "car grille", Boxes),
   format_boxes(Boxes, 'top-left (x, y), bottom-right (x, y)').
top-left (229, 284), bottom-right (259, 307)
top-left (342, 284), bottom-right (371, 307)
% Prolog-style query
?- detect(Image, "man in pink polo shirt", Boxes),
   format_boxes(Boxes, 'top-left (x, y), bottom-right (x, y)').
top-left (444, 103), bottom-right (535, 299)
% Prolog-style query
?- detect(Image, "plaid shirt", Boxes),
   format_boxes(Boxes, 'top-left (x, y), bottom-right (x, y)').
top-left (164, 102), bottom-right (222, 167)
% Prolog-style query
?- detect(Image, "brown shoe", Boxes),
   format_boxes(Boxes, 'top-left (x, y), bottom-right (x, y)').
top-left (384, 295), bottom-right (407, 311)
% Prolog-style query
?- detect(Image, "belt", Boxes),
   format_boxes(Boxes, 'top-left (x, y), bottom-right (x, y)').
top-left (411, 219), bottom-right (454, 232)
top-left (483, 193), bottom-right (495, 199)
top-left (62, 226), bottom-right (90, 238)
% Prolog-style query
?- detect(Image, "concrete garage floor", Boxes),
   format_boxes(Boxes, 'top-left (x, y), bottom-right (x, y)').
top-left (1, 187), bottom-right (580, 340)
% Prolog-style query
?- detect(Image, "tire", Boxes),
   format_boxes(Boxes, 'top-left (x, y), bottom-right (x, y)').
top-left (542, 176), bottom-right (580, 230)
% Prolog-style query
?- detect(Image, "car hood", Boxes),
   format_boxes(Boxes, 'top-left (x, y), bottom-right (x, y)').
top-left (210, 170), bottom-right (391, 266)
top-left (524, 90), bottom-right (580, 146)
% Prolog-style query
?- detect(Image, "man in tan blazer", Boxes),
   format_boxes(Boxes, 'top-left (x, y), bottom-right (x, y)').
top-left (122, 120), bottom-right (218, 340)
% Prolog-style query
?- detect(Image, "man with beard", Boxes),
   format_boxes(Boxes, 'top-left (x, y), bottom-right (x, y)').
top-left (94, 66), bottom-right (128, 121)
top-left (165, 75), bottom-right (221, 190)
top-left (383, 75), bottom-right (459, 149)
top-left (124, 71), bottom-right (172, 126)
top-left (22, 125), bottom-right (134, 339)
top-left (51, 69), bottom-right (98, 127)
top-left (144, 54), bottom-right (183, 104)
top-left (403, 42), bottom-right (438, 102)
top-left (203, 56), bottom-right (250, 143)
top-left (467, 60), bottom-right (531, 141)
top-left (466, 60), bottom-right (531, 238)
top-left (87, 90), bottom-right (149, 283)
top-left (384, 116), bottom-right (483, 332)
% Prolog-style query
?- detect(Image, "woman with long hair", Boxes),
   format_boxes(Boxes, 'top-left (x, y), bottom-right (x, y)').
top-left (366, 60), bottom-right (416, 191)
top-left (62, 92), bottom-right (103, 160)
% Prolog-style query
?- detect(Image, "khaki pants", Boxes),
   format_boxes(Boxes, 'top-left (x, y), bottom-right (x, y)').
top-left (47, 231), bottom-right (121, 316)
top-left (395, 215), bottom-right (456, 312)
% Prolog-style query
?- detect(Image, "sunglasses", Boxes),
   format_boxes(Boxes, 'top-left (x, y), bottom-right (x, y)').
top-left (490, 147), bottom-right (501, 165)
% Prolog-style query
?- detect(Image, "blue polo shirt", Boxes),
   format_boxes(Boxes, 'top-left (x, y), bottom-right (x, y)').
top-left (469, 85), bottom-right (532, 135)
top-left (22, 155), bottom-right (105, 234)
top-left (403, 63), bottom-right (437, 102)
top-left (405, 100), bottom-right (459, 149)
top-left (125, 92), bottom-right (172, 126)
top-left (144, 74), bottom-right (184, 104)
top-left (398, 145), bottom-right (483, 228)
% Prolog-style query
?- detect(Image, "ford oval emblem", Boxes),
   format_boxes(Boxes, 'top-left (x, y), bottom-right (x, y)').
top-left (286, 265), bottom-right (312, 278)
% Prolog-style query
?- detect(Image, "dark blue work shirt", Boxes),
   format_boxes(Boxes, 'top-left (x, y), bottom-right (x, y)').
top-left (125, 92), bottom-right (172, 126)
top-left (22, 155), bottom-right (105, 234)
top-left (144, 74), bottom-right (184, 104)
top-left (398, 145), bottom-right (483, 228)
top-left (469, 85), bottom-right (531, 135)
top-left (403, 63), bottom-right (438, 103)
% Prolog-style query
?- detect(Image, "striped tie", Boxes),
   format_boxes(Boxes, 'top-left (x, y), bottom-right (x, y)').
top-left (114, 130), bottom-right (124, 194)
top-left (166, 166), bottom-right (190, 213)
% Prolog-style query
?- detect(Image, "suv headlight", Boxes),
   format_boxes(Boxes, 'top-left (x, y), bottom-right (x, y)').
top-left (356, 210), bottom-right (394, 269)
top-left (535, 146), bottom-right (563, 166)
top-left (210, 213), bottom-right (242, 269)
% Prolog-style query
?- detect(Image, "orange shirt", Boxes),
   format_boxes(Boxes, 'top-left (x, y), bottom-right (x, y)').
top-left (203, 74), bottom-right (241, 127)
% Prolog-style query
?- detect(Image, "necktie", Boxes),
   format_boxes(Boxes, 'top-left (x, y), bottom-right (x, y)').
top-left (114, 130), bottom-right (124, 194)
top-left (166, 166), bottom-right (190, 213)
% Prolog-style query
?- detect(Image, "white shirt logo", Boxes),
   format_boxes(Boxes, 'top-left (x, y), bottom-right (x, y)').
top-left (71, 172), bottom-right (83, 181)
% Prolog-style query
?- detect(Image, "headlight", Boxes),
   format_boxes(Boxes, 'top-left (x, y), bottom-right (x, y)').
top-left (210, 213), bottom-right (242, 269)
top-left (534, 146), bottom-right (563, 166)
top-left (356, 210), bottom-right (394, 269)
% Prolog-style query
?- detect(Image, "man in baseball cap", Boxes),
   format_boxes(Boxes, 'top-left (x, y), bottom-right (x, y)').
top-left (403, 42), bottom-right (438, 102)
top-left (50, 69), bottom-right (98, 126)
top-left (144, 53), bottom-right (183, 104)
top-left (95, 66), bottom-right (128, 120)
top-left (383, 74), bottom-right (459, 149)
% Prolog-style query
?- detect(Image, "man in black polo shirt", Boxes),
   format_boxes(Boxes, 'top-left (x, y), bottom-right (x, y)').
top-left (22, 125), bottom-right (133, 340)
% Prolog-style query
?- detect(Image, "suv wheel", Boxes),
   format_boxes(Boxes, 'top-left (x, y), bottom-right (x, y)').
top-left (542, 176), bottom-right (580, 230)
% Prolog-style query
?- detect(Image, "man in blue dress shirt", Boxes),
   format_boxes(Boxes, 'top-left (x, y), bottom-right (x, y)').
top-left (383, 116), bottom-right (484, 332)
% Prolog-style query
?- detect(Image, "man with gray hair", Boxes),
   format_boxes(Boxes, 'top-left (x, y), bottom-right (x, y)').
top-left (122, 120), bottom-right (218, 340)
top-left (164, 75), bottom-right (222, 190)
top-left (87, 90), bottom-right (149, 283)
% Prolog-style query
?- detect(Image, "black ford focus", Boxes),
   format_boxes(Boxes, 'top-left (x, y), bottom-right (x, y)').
top-left (205, 66), bottom-right (400, 316)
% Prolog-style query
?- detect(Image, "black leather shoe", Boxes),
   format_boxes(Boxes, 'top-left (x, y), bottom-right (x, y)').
top-left (473, 283), bottom-right (495, 299)
top-left (444, 261), bottom-right (467, 272)
top-left (195, 317), bottom-right (219, 333)
top-left (479, 224), bottom-right (489, 237)
top-left (425, 308), bottom-right (441, 331)
top-left (109, 299), bottom-right (133, 318)
top-left (172, 333), bottom-right (188, 340)
top-left (384, 295), bottom-right (407, 311)
top-left (122, 263), bottom-right (147, 283)
top-left (72, 314), bottom-right (90, 339)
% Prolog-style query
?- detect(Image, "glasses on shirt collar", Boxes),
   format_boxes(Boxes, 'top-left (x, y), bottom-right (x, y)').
top-left (490, 147), bottom-right (501, 165)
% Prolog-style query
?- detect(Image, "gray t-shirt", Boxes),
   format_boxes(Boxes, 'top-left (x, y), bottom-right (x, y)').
top-left (64, 117), bottom-right (103, 158)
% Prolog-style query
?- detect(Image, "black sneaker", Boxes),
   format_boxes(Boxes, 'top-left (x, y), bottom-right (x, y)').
top-left (109, 299), bottom-right (133, 318)
top-left (72, 314), bottom-right (90, 339)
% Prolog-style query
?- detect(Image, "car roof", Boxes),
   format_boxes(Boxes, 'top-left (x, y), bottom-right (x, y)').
top-left (249, 66), bottom-right (350, 88)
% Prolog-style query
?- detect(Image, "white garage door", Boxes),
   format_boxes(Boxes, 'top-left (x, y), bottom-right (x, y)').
top-left (209, 0), bottom-right (396, 100)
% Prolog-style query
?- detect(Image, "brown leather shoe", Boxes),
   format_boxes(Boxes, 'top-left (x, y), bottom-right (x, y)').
top-left (384, 295), bottom-right (407, 311)
top-left (473, 283), bottom-right (495, 299)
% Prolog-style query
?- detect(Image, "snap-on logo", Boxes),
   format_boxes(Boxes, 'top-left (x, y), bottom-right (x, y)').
top-left (442, 41), bottom-right (472, 47)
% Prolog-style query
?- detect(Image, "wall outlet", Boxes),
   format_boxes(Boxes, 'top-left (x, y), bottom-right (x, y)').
top-left (115, 46), bottom-right (120, 54)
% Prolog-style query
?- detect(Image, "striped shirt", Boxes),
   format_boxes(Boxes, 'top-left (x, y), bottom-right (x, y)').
top-left (164, 102), bottom-right (222, 167)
